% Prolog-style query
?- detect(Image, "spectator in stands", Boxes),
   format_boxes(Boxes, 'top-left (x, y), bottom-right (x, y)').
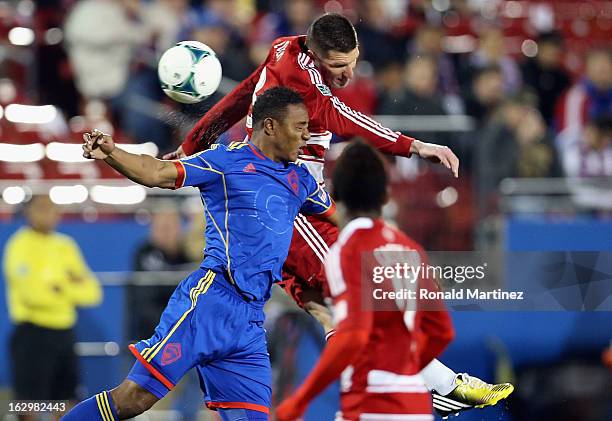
top-left (464, 65), bottom-right (505, 126)
top-left (556, 114), bottom-right (612, 177)
top-left (248, 0), bottom-right (316, 64)
top-left (377, 54), bottom-right (451, 147)
top-left (411, 25), bottom-right (462, 112)
top-left (555, 48), bottom-right (612, 132)
top-left (4, 195), bottom-right (102, 419)
top-left (64, 0), bottom-right (148, 102)
top-left (64, 0), bottom-right (176, 150)
top-left (521, 31), bottom-right (571, 126)
top-left (475, 92), bottom-right (561, 217)
top-left (355, 0), bottom-right (409, 68)
top-left (183, 5), bottom-right (255, 81)
top-left (460, 26), bottom-right (521, 95)
top-left (128, 200), bottom-right (193, 342)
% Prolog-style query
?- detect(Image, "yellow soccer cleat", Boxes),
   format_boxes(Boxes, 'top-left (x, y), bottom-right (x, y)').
top-left (432, 374), bottom-right (514, 418)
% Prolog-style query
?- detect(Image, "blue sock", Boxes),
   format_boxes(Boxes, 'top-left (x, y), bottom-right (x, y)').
top-left (62, 390), bottom-right (118, 421)
top-left (218, 408), bottom-right (269, 421)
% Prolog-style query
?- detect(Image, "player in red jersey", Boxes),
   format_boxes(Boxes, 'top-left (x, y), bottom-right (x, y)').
top-left (276, 140), bottom-right (454, 421)
top-left (165, 13), bottom-right (512, 417)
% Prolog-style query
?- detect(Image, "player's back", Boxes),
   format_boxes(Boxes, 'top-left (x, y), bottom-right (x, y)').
top-left (326, 217), bottom-right (450, 418)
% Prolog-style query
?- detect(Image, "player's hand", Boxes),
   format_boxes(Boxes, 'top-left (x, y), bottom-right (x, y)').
top-left (82, 129), bottom-right (115, 160)
top-left (162, 145), bottom-right (186, 160)
top-left (276, 396), bottom-right (306, 421)
top-left (304, 301), bottom-right (334, 333)
top-left (411, 140), bottom-right (459, 178)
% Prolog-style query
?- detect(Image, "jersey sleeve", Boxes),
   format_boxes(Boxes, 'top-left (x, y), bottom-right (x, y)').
top-left (299, 170), bottom-right (335, 216)
top-left (286, 61), bottom-right (415, 157)
top-left (180, 49), bottom-right (274, 155)
top-left (173, 144), bottom-right (227, 189)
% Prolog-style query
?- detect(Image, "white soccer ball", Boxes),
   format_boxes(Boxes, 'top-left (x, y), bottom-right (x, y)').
top-left (158, 41), bottom-right (222, 104)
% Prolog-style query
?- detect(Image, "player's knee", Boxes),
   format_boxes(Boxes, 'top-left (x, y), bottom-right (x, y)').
top-left (109, 379), bottom-right (159, 419)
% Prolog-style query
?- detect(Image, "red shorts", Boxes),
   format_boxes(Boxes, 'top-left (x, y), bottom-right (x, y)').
top-left (278, 213), bottom-right (338, 308)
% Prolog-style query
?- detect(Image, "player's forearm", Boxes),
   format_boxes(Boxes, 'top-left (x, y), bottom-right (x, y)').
top-left (292, 328), bottom-right (368, 405)
top-left (323, 100), bottom-right (415, 157)
top-left (104, 147), bottom-right (177, 189)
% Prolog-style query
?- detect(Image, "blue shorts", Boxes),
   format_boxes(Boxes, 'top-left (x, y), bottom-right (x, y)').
top-left (128, 268), bottom-right (271, 415)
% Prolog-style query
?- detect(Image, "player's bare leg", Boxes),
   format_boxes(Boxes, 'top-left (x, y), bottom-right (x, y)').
top-left (109, 380), bottom-right (159, 419)
top-left (61, 379), bottom-right (159, 420)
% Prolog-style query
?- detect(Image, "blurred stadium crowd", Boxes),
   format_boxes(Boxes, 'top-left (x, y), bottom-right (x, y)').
top-left (0, 0), bottom-right (611, 249)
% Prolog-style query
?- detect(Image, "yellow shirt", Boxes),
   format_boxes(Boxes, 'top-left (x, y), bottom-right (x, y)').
top-left (3, 227), bottom-right (102, 329)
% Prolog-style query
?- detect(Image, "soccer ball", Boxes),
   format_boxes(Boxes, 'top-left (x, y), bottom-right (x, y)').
top-left (158, 41), bottom-right (222, 104)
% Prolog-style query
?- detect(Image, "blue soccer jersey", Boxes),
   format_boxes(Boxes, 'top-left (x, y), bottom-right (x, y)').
top-left (173, 141), bottom-right (333, 302)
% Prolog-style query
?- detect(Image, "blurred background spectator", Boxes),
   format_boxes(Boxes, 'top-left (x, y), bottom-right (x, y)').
top-left (555, 48), bottom-right (612, 132)
top-left (4, 195), bottom-right (102, 419)
top-left (520, 31), bottom-right (571, 126)
top-left (556, 114), bottom-right (612, 177)
top-left (128, 200), bottom-right (193, 342)
top-left (475, 92), bottom-right (561, 218)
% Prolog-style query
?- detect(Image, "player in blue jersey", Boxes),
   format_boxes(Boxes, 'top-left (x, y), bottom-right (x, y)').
top-left (62, 87), bottom-right (334, 421)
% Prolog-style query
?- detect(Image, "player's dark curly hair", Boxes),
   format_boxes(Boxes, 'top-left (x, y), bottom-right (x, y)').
top-left (332, 140), bottom-right (388, 214)
top-left (307, 13), bottom-right (358, 55)
top-left (251, 87), bottom-right (305, 127)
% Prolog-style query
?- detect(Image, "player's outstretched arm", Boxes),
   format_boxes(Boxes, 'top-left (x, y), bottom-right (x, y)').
top-left (276, 327), bottom-right (369, 421)
top-left (83, 130), bottom-right (178, 189)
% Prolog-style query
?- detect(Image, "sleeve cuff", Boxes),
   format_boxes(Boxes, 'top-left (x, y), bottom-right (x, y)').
top-left (396, 134), bottom-right (415, 158)
top-left (173, 160), bottom-right (186, 189)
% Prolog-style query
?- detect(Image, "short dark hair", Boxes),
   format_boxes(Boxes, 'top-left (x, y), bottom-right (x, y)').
top-left (306, 13), bottom-right (357, 55)
top-left (332, 140), bottom-right (387, 213)
top-left (251, 87), bottom-right (305, 127)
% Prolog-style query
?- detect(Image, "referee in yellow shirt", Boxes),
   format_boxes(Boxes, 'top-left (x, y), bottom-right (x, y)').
top-left (3, 194), bottom-right (102, 409)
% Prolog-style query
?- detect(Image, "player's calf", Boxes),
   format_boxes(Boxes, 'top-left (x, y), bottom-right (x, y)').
top-left (61, 380), bottom-right (158, 420)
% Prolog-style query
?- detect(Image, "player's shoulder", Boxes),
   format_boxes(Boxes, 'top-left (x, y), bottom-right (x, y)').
top-left (291, 160), bottom-right (314, 178)
top-left (268, 35), bottom-right (317, 80)
top-left (183, 142), bottom-right (231, 166)
top-left (269, 35), bottom-right (304, 60)
top-left (338, 217), bottom-right (377, 250)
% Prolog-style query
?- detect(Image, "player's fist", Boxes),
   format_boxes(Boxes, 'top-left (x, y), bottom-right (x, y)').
top-left (82, 129), bottom-right (115, 160)
top-left (276, 397), bottom-right (306, 421)
top-left (411, 139), bottom-right (459, 178)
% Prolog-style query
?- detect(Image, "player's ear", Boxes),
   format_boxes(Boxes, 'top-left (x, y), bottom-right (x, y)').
top-left (263, 117), bottom-right (275, 136)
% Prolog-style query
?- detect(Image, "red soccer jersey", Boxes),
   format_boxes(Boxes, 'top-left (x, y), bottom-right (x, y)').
top-left (182, 36), bottom-right (414, 184)
top-left (280, 217), bottom-right (454, 420)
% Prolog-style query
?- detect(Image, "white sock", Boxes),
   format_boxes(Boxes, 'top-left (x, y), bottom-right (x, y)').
top-left (420, 359), bottom-right (458, 395)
